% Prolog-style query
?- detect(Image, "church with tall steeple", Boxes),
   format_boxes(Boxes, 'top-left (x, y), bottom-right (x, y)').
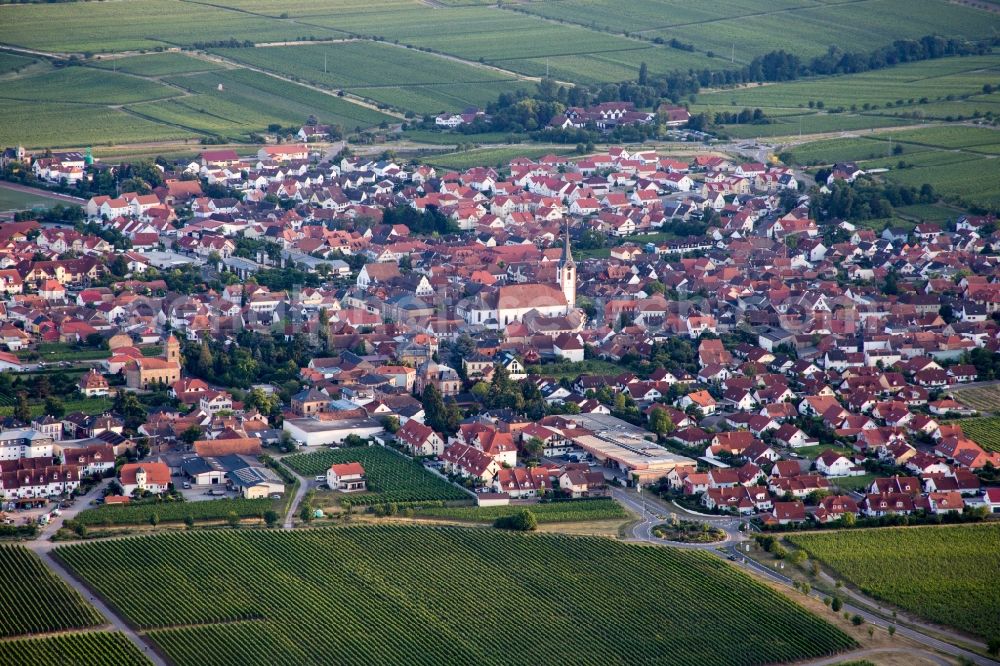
top-left (557, 220), bottom-right (576, 309)
top-left (461, 221), bottom-right (580, 329)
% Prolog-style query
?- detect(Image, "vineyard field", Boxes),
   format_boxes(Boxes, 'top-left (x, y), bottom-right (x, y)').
top-left (58, 526), bottom-right (856, 665)
top-left (211, 42), bottom-right (529, 114)
top-left (789, 524), bottom-right (1000, 639)
top-left (0, 544), bottom-right (103, 637)
top-left (696, 54), bottom-right (1000, 111)
top-left (130, 69), bottom-right (394, 139)
top-left (413, 498), bottom-right (630, 523)
top-left (0, 632), bottom-right (150, 666)
top-left (720, 113), bottom-right (907, 139)
top-left (284, 446), bottom-right (469, 506)
top-left (517, 0), bottom-right (995, 60)
top-left (0, 99), bottom-right (196, 150)
top-left (90, 53), bottom-right (224, 77)
top-left (953, 385), bottom-right (1000, 413)
top-left (0, 0), bottom-right (334, 53)
top-left (0, 67), bottom-right (181, 106)
top-left (74, 497), bottom-right (274, 526)
top-left (953, 417), bottom-right (1000, 452)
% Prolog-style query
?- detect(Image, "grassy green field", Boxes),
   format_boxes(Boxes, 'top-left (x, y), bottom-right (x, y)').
top-left (57, 526), bottom-right (857, 665)
top-left (90, 53), bottom-right (224, 77)
top-left (789, 524), bottom-right (1000, 639)
top-left (284, 446), bottom-right (470, 506)
top-left (0, 185), bottom-right (67, 212)
top-left (0, 52), bottom-right (36, 75)
top-left (0, 56), bottom-right (393, 146)
top-left (413, 498), bottom-right (630, 524)
top-left (426, 146), bottom-right (571, 170)
top-left (721, 113), bottom-right (909, 138)
top-left (0, 633), bottom-right (151, 666)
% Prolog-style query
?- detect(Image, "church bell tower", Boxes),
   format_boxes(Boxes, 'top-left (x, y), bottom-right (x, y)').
top-left (557, 220), bottom-right (577, 310)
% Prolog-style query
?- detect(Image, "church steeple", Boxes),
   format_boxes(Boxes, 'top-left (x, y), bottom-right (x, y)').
top-left (558, 219), bottom-right (576, 310)
top-left (561, 217), bottom-right (574, 265)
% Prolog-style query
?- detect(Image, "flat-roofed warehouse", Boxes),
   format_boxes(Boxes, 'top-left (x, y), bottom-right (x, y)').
top-left (560, 414), bottom-right (696, 483)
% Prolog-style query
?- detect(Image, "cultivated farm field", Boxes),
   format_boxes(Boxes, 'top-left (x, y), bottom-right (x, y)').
top-left (0, 67), bottom-right (182, 105)
top-left (789, 524), bottom-right (1000, 639)
top-left (0, 545), bottom-right (103, 637)
top-left (213, 41), bottom-right (531, 114)
top-left (953, 416), bottom-right (1000, 452)
top-left (412, 498), bottom-right (630, 523)
top-left (0, 633), bottom-right (150, 666)
top-left (783, 124), bottom-right (1000, 210)
top-left (953, 385), bottom-right (1000, 413)
top-left (89, 53), bottom-right (224, 77)
top-left (150, 68), bottom-right (394, 135)
top-left (0, 99), bottom-right (195, 149)
top-left (0, 0), bottom-right (335, 53)
top-left (697, 54), bottom-right (1000, 112)
top-left (517, 0), bottom-right (996, 61)
top-left (57, 526), bottom-right (857, 665)
top-left (74, 497), bottom-right (275, 526)
top-left (283, 446), bottom-right (470, 506)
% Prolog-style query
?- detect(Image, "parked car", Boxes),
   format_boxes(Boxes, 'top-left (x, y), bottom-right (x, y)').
top-left (182, 482), bottom-right (191, 489)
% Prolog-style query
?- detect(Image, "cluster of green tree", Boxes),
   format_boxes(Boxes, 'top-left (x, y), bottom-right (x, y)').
top-left (2, 371), bottom-right (87, 422)
top-left (72, 220), bottom-right (131, 250)
top-left (13, 203), bottom-right (83, 225)
top-left (254, 266), bottom-right (320, 291)
top-left (112, 390), bottom-right (148, 433)
top-left (183, 330), bottom-right (310, 391)
top-left (707, 35), bottom-right (998, 86)
top-left (190, 39), bottom-right (254, 49)
top-left (232, 237), bottom-right (282, 263)
top-left (381, 204), bottom-right (457, 235)
top-left (469, 366), bottom-right (553, 421)
top-left (493, 508), bottom-right (537, 531)
top-left (809, 178), bottom-right (937, 222)
top-left (808, 35), bottom-right (998, 77)
top-left (964, 347), bottom-right (1000, 381)
top-left (687, 108), bottom-right (770, 131)
top-left (420, 384), bottom-right (463, 435)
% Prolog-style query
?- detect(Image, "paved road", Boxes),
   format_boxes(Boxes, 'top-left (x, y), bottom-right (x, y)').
top-left (282, 468), bottom-right (310, 529)
top-left (21, 480), bottom-right (167, 665)
top-left (723, 545), bottom-right (999, 666)
top-left (610, 487), bottom-right (998, 666)
top-left (611, 486), bottom-right (745, 548)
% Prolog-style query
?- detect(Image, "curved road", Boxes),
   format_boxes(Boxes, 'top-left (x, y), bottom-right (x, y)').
top-left (612, 486), bottom-right (998, 666)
